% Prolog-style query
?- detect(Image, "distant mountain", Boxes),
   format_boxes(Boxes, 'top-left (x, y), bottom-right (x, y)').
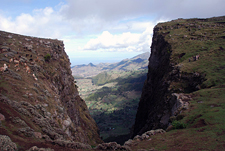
top-left (131, 52), bottom-right (150, 60)
top-left (71, 52), bottom-right (150, 78)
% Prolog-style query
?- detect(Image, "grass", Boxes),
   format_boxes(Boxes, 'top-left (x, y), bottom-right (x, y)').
top-left (129, 16), bottom-right (225, 151)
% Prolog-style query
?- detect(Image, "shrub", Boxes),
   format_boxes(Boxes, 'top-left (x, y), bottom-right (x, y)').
top-left (172, 120), bottom-right (187, 129)
top-left (44, 54), bottom-right (51, 62)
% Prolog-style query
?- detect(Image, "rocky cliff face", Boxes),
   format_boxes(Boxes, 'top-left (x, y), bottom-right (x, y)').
top-left (0, 31), bottom-right (102, 150)
top-left (131, 27), bottom-right (173, 137)
top-left (131, 16), bottom-right (225, 137)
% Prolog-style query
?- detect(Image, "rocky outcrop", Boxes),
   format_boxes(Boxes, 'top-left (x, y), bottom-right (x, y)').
top-left (0, 135), bottom-right (17, 151)
top-left (125, 129), bottom-right (165, 147)
top-left (131, 27), bottom-right (173, 137)
top-left (26, 146), bottom-right (54, 151)
top-left (131, 19), bottom-right (207, 137)
top-left (0, 30), bottom-right (102, 150)
top-left (95, 142), bottom-right (131, 151)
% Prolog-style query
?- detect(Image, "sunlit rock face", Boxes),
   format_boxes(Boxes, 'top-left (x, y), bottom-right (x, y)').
top-left (0, 30), bottom-right (102, 150)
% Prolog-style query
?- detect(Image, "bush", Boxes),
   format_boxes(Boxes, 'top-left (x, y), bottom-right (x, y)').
top-left (172, 120), bottom-right (187, 129)
top-left (44, 54), bottom-right (51, 62)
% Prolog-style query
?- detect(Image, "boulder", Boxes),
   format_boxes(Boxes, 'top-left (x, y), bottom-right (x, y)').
top-left (124, 139), bottom-right (137, 147)
top-left (0, 113), bottom-right (5, 121)
top-left (11, 117), bottom-right (28, 127)
top-left (18, 127), bottom-right (34, 137)
top-left (0, 135), bottom-right (17, 151)
top-left (95, 142), bottom-right (131, 151)
top-left (52, 139), bottom-right (92, 150)
top-left (33, 132), bottom-right (42, 139)
top-left (26, 146), bottom-right (54, 151)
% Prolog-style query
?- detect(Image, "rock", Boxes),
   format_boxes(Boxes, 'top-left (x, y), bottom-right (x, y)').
top-left (44, 90), bottom-right (51, 97)
top-left (145, 129), bottom-right (165, 136)
top-left (37, 95), bottom-right (46, 101)
top-left (0, 135), bottom-right (17, 151)
top-left (11, 117), bottom-right (28, 127)
top-left (24, 44), bottom-right (33, 50)
top-left (6, 69), bottom-right (22, 80)
top-left (19, 56), bottom-right (28, 63)
top-left (171, 93), bottom-right (190, 116)
top-left (0, 57), bottom-right (9, 63)
top-left (141, 133), bottom-right (150, 139)
top-left (1, 46), bottom-right (10, 51)
top-left (42, 127), bottom-right (61, 140)
top-left (133, 135), bottom-right (142, 141)
top-left (18, 127), bottom-right (34, 137)
top-left (63, 117), bottom-right (72, 128)
top-left (16, 107), bottom-right (31, 117)
top-left (124, 139), bottom-right (137, 147)
top-left (42, 135), bottom-right (52, 142)
top-left (10, 50), bottom-right (18, 54)
top-left (0, 113), bottom-right (5, 121)
top-left (5, 52), bottom-right (15, 58)
top-left (67, 142), bottom-right (92, 150)
top-left (26, 146), bottom-right (54, 151)
top-left (52, 139), bottom-right (92, 150)
top-left (132, 129), bottom-right (166, 142)
top-left (95, 142), bottom-right (131, 151)
top-left (33, 132), bottom-right (42, 139)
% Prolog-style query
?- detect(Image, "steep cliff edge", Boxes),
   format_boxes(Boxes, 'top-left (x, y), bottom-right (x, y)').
top-left (132, 16), bottom-right (225, 138)
top-left (0, 31), bottom-right (102, 150)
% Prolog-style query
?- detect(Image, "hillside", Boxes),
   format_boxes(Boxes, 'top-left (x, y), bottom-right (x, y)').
top-left (130, 16), bottom-right (225, 150)
top-left (71, 52), bottom-right (149, 78)
top-left (77, 69), bottom-right (147, 144)
top-left (0, 31), bottom-right (102, 150)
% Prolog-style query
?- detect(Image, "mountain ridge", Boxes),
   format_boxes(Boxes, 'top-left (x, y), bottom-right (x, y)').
top-left (71, 52), bottom-right (150, 78)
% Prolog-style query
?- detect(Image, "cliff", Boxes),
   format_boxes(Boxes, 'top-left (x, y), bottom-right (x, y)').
top-left (132, 16), bottom-right (225, 138)
top-left (0, 31), bottom-right (102, 150)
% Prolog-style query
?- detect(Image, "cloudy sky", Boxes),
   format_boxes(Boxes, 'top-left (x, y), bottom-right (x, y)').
top-left (0, 0), bottom-right (225, 65)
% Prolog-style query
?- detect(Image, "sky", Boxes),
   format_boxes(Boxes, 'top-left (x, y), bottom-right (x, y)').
top-left (0, 0), bottom-right (225, 66)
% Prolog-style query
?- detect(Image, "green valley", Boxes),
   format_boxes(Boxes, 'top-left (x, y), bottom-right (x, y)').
top-left (73, 53), bottom-right (149, 144)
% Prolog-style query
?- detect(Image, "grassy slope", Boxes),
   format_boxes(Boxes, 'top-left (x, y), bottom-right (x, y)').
top-left (130, 16), bottom-right (225, 150)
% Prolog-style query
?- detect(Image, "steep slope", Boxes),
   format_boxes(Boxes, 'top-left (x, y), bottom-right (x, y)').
top-left (131, 15), bottom-right (225, 149)
top-left (0, 31), bottom-right (102, 150)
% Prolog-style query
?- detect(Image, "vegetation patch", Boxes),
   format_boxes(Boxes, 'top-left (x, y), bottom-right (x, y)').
top-left (171, 120), bottom-right (187, 129)
top-left (44, 53), bottom-right (51, 62)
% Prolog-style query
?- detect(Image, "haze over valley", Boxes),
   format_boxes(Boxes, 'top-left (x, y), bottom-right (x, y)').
top-left (72, 52), bottom-right (149, 143)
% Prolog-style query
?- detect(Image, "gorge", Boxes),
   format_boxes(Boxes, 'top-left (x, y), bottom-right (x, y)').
top-left (1, 15), bottom-right (225, 150)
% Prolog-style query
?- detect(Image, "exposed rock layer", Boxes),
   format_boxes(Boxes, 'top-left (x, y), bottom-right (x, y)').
top-left (0, 30), bottom-right (102, 150)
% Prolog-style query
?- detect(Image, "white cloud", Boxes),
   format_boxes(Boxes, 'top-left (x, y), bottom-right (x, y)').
top-left (83, 22), bottom-right (154, 52)
top-left (0, 7), bottom-right (69, 38)
top-left (62, 0), bottom-right (225, 23)
top-left (56, 0), bottom-right (225, 36)
top-left (1, 0), bottom-right (225, 55)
